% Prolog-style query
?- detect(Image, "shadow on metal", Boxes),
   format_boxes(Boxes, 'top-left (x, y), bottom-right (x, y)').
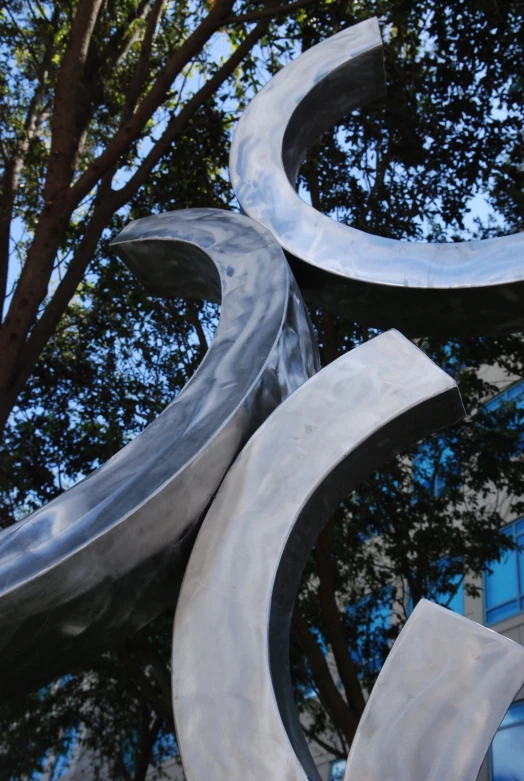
top-left (230, 18), bottom-right (524, 336)
top-left (171, 330), bottom-right (466, 780)
top-left (0, 209), bottom-right (318, 698)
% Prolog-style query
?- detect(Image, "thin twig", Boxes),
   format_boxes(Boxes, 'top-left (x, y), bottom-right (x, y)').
top-left (226, 0), bottom-right (318, 24)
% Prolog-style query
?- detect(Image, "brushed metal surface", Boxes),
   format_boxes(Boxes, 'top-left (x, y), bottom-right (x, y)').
top-left (171, 330), bottom-right (465, 781)
top-left (344, 599), bottom-right (524, 781)
top-left (2, 15), bottom-right (522, 780)
top-left (0, 209), bottom-right (318, 698)
top-left (230, 18), bottom-right (524, 336)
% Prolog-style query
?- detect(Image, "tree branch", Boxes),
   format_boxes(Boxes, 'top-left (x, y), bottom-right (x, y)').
top-left (186, 302), bottom-right (209, 362)
top-left (315, 520), bottom-right (367, 720)
top-left (0, 8), bottom-right (59, 320)
top-left (225, 0), bottom-right (318, 24)
top-left (291, 602), bottom-right (359, 746)
top-left (101, 0), bottom-right (155, 71)
top-left (133, 709), bottom-right (163, 781)
top-left (0, 1), bottom-right (107, 382)
top-left (69, 0), bottom-right (235, 205)
top-left (109, 12), bottom-right (272, 210)
top-left (119, 651), bottom-right (174, 727)
top-left (3, 199), bottom-right (112, 425)
top-left (44, 0), bottom-right (105, 201)
top-left (130, 634), bottom-right (172, 707)
top-left (121, 0), bottom-right (166, 124)
top-left (4, 6), bottom-right (45, 82)
top-left (0, 0), bottom-right (276, 436)
top-left (303, 726), bottom-right (345, 759)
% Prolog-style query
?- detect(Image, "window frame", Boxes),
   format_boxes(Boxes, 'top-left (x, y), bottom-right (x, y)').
top-left (488, 699), bottom-right (524, 781)
top-left (484, 518), bottom-right (524, 627)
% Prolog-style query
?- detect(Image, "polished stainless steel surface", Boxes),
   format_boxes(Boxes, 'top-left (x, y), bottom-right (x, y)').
top-left (0, 209), bottom-right (318, 698)
top-left (171, 330), bottom-right (465, 781)
top-left (344, 599), bottom-right (524, 781)
top-left (230, 18), bottom-right (524, 336)
top-left (3, 15), bottom-right (523, 780)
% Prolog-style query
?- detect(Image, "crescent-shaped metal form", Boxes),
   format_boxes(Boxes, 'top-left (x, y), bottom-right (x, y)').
top-left (0, 208), bottom-right (319, 699)
top-left (171, 329), bottom-right (465, 781)
top-left (344, 599), bottom-right (524, 781)
top-left (230, 17), bottom-right (524, 336)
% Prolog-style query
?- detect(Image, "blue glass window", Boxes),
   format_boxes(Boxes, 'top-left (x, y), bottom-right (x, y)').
top-left (485, 520), bottom-right (524, 625)
top-left (413, 439), bottom-right (456, 497)
top-left (152, 729), bottom-right (178, 763)
top-left (484, 379), bottom-right (524, 413)
top-left (445, 576), bottom-right (464, 614)
top-left (435, 558), bottom-right (464, 614)
top-left (30, 727), bottom-right (76, 781)
top-left (329, 759), bottom-right (346, 780)
top-left (407, 560), bottom-right (464, 616)
top-left (490, 700), bottom-right (524, 780)
top-left (49, 731), bottom-right (75, 781)
top-left (347, 589), bottom-right (391, 674)
top-left (484, 379), bottom-right (524, 454)
top-left (414, 379), bottom-right (524, 499)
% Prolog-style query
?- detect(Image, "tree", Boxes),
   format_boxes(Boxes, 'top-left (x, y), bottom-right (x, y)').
top-left (0, 0), bottom-right (324, 442)
top-left (0, 0), bottom-right (523, 778)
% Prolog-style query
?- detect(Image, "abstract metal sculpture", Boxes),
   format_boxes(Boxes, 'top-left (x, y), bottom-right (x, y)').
top-left (230, 17), bottom-right (524, 336)
top-left (344, 600), bottom-right (524, 781)
top-left (172, 331), bottom-right (466, 780)
top-left (0, 210), bottom-right (318, 697)
top-left (1, 14), bottom-right (524, 781)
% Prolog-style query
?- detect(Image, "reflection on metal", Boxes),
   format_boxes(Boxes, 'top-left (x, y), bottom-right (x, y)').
top-left (2, 14), bottom-right (523, 781)
top-left (230, 17), bottom-right (524, 336)
top-left (172, 331), bottom-right (465, 780)
top-left (344, 600), bottom-right (524, 781)
top-left (0, 209), bottom-right (318, 698)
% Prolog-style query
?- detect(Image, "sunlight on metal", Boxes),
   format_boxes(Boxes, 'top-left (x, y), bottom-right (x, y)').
top-left (230, 18), bottom-right (524, 336)
top-left (0, 209), bottom-right (318, 698)
top-left (2, 15), bottom-right (524, 781)
top-left (344, 600), bottom-right (524, 781)
top-left (172, 330), bottom-right (465, 780)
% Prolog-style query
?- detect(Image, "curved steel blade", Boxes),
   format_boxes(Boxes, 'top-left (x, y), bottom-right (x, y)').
top-left (0, 209), bottom-right (318, 698)
top-left (230, 18), bottom-right (524, 336)
top-left (344, 599), bottom-right (524, 781)
top-left (171, 329), bottom-right (465, 780)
